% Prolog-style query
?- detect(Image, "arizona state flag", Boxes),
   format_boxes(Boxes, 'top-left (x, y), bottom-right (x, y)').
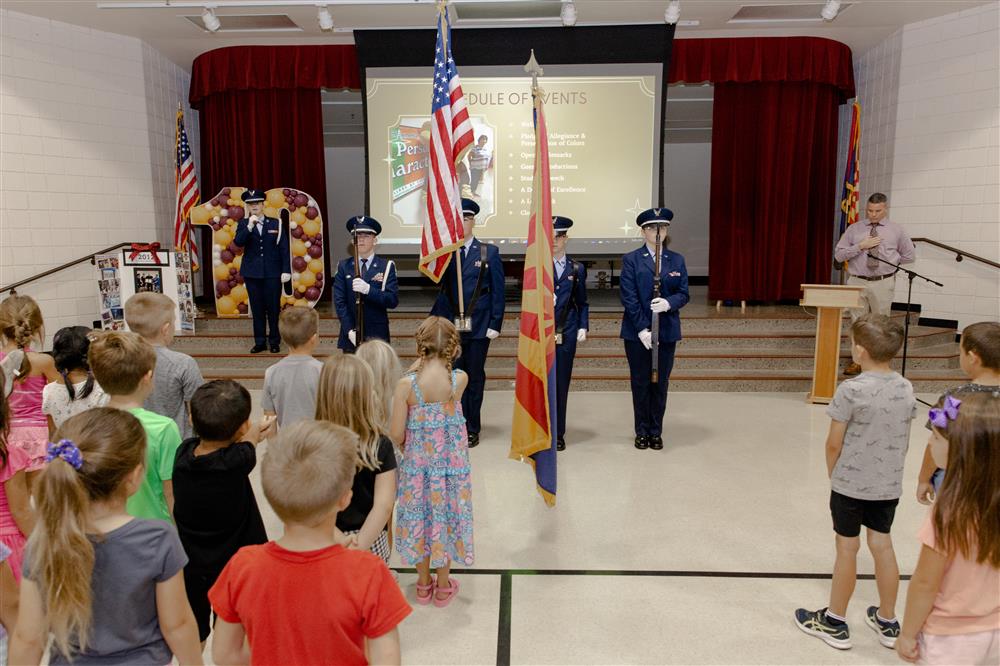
top-left (839, 101), bottom-right (861, 233)
top-left (509, 88), bottom-right (557, 506)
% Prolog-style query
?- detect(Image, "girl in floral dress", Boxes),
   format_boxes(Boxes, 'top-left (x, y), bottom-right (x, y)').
top-left (389, 316), bottom-right (473, 608)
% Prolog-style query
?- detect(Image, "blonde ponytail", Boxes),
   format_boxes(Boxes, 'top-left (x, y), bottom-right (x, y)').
top-left (27, 408), bottom-right (146, 657)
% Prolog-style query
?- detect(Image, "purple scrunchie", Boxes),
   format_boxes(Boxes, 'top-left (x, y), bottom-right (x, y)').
top-left (45, 439), bottom-right (83, 470)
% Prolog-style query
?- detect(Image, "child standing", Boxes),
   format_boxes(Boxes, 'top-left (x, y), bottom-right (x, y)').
top-left (795, 315), bottom-right (916, 650)
top-left (89, 332), bottom-right (181, 522)
top-left (172, 379), bottom-right (273, 645)
top-left (208, 420), bottom-right (410, 666)
top-left (262, 306), bottom-right (323, 428)
top-left (42, 326), bottom-right (108, 431)
top-left (357, 339), bottom-right (403, 432)
top-left (124, 293), bottom-right (204, 440)
top-left (389, 317), bottom-right (474, 607)
top-left (897, 393), bottom-right (999, 665)
top-left (316, 355), bottom-right (397, 563)
top-left (916, 322), bottom-right (999, 504)
top-left (0, 366), bottom-right (36, 583)
top-left (0, 295), bottom-right (60, 474)
top-left (8, 408), bottom-right (202, 665)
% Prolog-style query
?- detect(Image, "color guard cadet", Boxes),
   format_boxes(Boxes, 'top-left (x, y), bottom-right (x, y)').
top-left (430, 198), bottom-right (505, 448)
top-left (233, 188), bottom-right (290, 353)
top-left (552, 216), bottom-right (589, 452)
top-left (619, 208), bottom-right (689, 451)
top-left (333, 216), bottom-right (399, 353)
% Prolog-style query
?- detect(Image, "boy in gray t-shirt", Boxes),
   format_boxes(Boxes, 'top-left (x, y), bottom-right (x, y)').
top-left (262, 306), bottom-right (323, 427)
top-left (795, 315), bottom-right (916, 651)
top-left (124, 293), bottom-right (204, 440)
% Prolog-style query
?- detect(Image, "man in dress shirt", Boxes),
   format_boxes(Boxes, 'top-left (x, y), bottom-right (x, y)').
top-left (834, 193), bottom-right (915, 375)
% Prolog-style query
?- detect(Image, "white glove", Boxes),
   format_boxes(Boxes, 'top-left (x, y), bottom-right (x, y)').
top-left (248, 214), bottom-right (259, 224)
top-left (486, 328), bottom-right (500, 340)
top-left (650, 297), bottom-right (670, 314)
top-left (638, 329), bottom-right (652, 350)
top-left (577, 329), bottom-right (587, 342)
top-left (352, 278), bottom-right (370, 295)
top-left (348, 330), bottom-right (357, 345)
top-left (280, 273), bottom-right (291, 283)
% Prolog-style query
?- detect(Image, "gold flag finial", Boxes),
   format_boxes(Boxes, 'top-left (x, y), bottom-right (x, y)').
top-left (524, 49), bottom-right (544, 91)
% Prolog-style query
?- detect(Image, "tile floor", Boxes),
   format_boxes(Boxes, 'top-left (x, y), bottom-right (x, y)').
top-left (212, 390), bottom-right (938, 665)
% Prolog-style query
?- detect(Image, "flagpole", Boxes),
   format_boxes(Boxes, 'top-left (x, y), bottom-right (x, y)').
top-left (173, 103), bottom-right (183, 254)
top-left (438, 0), bottom-right (467, 329)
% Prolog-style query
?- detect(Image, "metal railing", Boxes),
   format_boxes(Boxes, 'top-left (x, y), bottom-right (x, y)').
top-left (913, 237), bottom-right (999, 270)
top-left (1, 243), bottom-right (135, 294)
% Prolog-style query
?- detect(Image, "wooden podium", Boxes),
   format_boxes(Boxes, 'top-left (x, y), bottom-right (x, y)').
top-left (800, 284), bottom-right (865, 404)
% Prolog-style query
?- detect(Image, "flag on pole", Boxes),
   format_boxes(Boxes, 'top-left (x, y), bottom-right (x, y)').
top-left (509, 88), bottom-right (557, 506)
top-left (418, 4), bottom-right (474, 282)
top-left (839, 101), bottom-right (861, 234)
top-left (174, 107), bottom-right (201, 270)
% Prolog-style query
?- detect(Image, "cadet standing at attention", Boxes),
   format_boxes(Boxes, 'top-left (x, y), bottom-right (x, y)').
top-left (333, 216), bottom-right (399, 353)
top-left (552, 216), bottom-right (589, 452)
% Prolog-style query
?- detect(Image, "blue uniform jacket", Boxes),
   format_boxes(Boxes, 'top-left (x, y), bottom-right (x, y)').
top-left (333, 255), bottom-right (399, 348)
top-left (554, 256), bottom-right (589, 334)
top-left (233, 216), bottom-right (290, 279)
top-left (619, 246), bottom-right (689, 342)
top-left (430, 238), bottom-right (505, 339)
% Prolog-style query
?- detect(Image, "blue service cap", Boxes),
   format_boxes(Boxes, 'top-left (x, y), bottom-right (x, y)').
top-left (346, 215), bottom-right (381, 235)
top-left (553, 216), bottom-right (574, 233)
top-left (241, 188), bottom-right (266, 203)
top-left (636, 207), bottom-right (674, 227)
top-left (461, 198), bottom-right (480, 217)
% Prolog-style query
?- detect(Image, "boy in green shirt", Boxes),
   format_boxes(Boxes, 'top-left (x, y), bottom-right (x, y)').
top-left (89, 331), bottom-right (181, 521)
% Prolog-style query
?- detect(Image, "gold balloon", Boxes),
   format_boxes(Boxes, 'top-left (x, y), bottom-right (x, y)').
top-left (291, 209), bottom-right (307, 225)
top-left (266, 190), bottom-right (285, 207)
top-left (191, 205), bottom-right (213, 226)
top-left (299, 270), bottom-right (316, 287)
top-left (291, 239), bottom-right (307, 257)
top-left (307, 259), bottom-right (323, 274)
top-left (213, 263), bottom-right (230, 281)
top-left (295, 298), bottom-right (308, 307)
top-left (214, 229), bottom-right (232, 248)
top-left (263, 206), bottom-right (278, 219)
top-left (217, 295), bottom-right (237, 315)
top-left (302, 219), bottom-right (320, 237)
top-left (230, 284), bottom-right (248, 302)
top-left (233, 254), bottom-right (243, 270)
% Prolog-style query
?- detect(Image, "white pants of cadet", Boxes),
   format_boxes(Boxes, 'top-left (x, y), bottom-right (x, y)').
top-left (847, 274), bottom-right (896, 325)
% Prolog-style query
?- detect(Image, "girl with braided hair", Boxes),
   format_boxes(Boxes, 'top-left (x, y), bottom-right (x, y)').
top-left (42, 326), bottom-right (108, 431)
top-left (0, 295), bottom-right (60, 483)
top-left (389, 316), bottom-right (473, 608)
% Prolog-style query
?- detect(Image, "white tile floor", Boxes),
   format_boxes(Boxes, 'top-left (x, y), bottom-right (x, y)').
top-left (225, 390), bottom-right (937, 665)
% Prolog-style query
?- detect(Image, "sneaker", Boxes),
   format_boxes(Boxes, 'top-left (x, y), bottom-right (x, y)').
top-left (865, 606), bottom-right (900, 648)
top-left (794, 607), bottom-right (852, 650)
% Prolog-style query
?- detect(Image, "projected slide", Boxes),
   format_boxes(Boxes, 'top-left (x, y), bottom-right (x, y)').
top-left (366, 71), bottom-right (658, 246)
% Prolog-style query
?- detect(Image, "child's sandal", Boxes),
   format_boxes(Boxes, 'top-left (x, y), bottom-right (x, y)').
top-left (415, 581), bottom-right (434, 605)
top-left (433, 578), bottom-right (460, 608)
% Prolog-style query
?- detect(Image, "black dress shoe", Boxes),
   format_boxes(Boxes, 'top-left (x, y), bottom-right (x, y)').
top-left (270, 345), bottom-right (281, 353)
top-left (649, 436), bottom-right (663, 450)
top-left (468, 432), bottom-right (480, 448)
top-left (634, 435), bottom-right (649, 450)
top-left (556, 438), bottom-right (566, 451)
top-left (250, 344), bottom-right (266, 354)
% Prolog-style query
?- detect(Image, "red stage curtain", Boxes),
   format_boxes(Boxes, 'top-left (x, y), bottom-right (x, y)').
top-left (670, 37), bottom-right (855, 99)
top-left (189, 45), bottom-right (359, 106)
top-left (708, 82), bottom-right (840, 301)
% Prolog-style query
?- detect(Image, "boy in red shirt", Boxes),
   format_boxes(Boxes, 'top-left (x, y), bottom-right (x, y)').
top-left (209, 420), bottom-right (411, 665)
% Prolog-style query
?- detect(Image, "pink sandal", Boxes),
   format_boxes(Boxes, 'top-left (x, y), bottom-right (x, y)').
top-left (433, 578), bottom-right (460, 608)
top-left (415, 581), bottom-right (434, 605)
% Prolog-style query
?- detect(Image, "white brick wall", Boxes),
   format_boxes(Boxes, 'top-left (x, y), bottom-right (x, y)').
top-left (853, 3), bottom-right (1000, 329)
top-left (0, 9), bottom-right (198, 345)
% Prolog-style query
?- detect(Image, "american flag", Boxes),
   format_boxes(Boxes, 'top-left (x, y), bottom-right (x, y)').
top-left (418, 5), bottom-right (473, 282)
top-left (174, 107), bottom-right (200, 270)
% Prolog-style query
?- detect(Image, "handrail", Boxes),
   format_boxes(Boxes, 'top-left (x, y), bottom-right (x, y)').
top-left (1, 243), bottom-right (136, 294)
top-left (913, 237), bottom-right (999, 270)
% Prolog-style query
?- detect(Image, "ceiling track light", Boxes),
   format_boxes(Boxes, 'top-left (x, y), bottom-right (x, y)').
top-left (664, 1), bottom-right (680, 25)
top-left (317, 4), bottom-right (334, 30)
top-left (201, 6), bottom-right (221, 31)
top-left (560, 0), bottom-right (576, 27)
top-left (821, 0), bottom-right (841, 21)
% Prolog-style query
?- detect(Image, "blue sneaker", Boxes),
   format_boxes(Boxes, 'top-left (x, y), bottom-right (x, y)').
top-left (865, 606), bottom-right (900, 648)
top-left (794, 607), bottom-right (852, 650)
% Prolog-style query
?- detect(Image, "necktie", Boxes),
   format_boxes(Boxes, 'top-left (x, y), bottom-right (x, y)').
top-left (867, 223), bottom-right (880, 271)
top-left (253, 221), bottom-right (261, 236)
top-left (555, 260), bottom-right (564, 280)
top-left (361, 258), bottom-right (368, 275)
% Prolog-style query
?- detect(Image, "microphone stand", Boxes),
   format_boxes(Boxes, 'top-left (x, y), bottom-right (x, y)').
top-left (866, 253), bottom-right (943, 401)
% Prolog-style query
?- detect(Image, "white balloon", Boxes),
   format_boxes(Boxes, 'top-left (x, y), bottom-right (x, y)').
top-left (292, 272), bottom-right (300, 281)
top-left (213, 216), bottom-right (220, 222)
top-left (304, 241), bottom-right (311, 248)
top-left (220, 209), bottom-right (228, 217)
top-left (203, 202), bottom-right (212, 209)
top-left (290, 221), bottom-right (298, 229)
top-left (307, 199), bottom-right (316, 208)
